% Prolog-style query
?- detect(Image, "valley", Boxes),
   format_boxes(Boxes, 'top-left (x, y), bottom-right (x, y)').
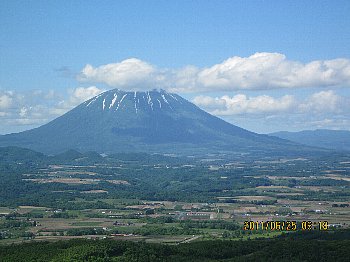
top-left (1, 147), bottom-right (349, 245)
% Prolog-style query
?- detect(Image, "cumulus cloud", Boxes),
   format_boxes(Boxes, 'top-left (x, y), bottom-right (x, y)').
top-left (196, 53), bottom-right (350, 91)
top-left (0, 87), bottom-right (104, 133)
top-left (50, 86), bottom-right (105, 115)
top-left (78, 58), bottom-right (156, 89)
top-left (193, 94), bottom-right (296, 115)
top-left (77, 53), bottom-right (350, 92)
top-left (192, 90), bottom-right (349, 116)
top-left (70, 86), bottom-right (104, 104)
top-left (299, 90), bottom-right (342, 113)
top-left (192, 90), bottom-right (350, 132)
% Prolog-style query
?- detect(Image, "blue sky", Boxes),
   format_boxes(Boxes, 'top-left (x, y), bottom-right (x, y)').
top-left (1, 0), bottom-right (350, 134)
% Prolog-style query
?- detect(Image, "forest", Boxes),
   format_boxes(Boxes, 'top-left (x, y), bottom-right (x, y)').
top-left (1, 229), bottom-right (350, 261)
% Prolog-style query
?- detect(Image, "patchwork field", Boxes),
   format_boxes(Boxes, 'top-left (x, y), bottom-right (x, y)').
top-left (1, 152), bottom-right (349, 244)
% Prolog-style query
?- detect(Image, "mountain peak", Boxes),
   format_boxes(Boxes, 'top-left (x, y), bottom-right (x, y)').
top-left (83, 89), bottom-right (183, 114)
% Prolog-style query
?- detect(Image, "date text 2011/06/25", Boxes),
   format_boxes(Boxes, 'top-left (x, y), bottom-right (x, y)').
top-left (243, 221), bottom-right (329, 231)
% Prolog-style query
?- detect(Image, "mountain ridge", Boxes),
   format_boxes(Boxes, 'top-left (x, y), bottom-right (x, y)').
top-left (270, 129), bottom-right (350, 151)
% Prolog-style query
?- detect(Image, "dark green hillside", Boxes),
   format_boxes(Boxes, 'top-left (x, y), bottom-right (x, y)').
top-left (0, 146), bottom-right (46, 163)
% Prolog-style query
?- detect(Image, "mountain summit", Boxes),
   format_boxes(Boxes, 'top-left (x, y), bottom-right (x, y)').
top-left (0, 89), bottom-right (308, 155)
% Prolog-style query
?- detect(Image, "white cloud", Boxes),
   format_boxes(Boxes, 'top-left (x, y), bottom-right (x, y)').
top-left (50, 86), bottom-right (105, 115)
top-left (0, 93), bottom-right (13, 109)
top-left (77, 53), bottom-right (350, 92)
top-left (70, 86), bottom-right (104, 104)
top-left (299, 90), bottom-right (342, 113)
top-left (193, 94), bottom-right (295, 115)
top-left (78, 58), bottom-right (156, 89)
top-left (193, 90), bottom-right (349, 117)
top-left (0, 87), bottom-right (105, 132)
top-left (192, 90), bottom-right (350, 132)
top-left (19, 107), bottom-right (28, 117)
top-left (197, 54), bottom-right (350, 91)
top-left (168, 66), bottom-right (200, 92)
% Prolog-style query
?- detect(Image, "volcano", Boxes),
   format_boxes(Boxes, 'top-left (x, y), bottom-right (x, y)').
top-left (0, 89), bottom-right (310, 155)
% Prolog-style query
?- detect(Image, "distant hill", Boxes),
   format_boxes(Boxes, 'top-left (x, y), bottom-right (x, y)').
top-left (0, 146), bottom-right (47, 164)
top-left (0, 89), bottom-right (323, 155)
top-left (0, 146), bottom-right (189, 166)
top-left (0, 147), bottom-right (100, 165)
top-left (270, 129), bottom-right (350, 151)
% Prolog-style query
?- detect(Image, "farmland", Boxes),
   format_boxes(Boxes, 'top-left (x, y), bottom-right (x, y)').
top-left (0, 148), bottom-right (349, 244)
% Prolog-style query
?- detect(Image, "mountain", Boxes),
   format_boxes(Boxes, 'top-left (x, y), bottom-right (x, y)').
top-left (0, 89), bottom-right (320, 155)
top-left (270, 129), bottom-right (350, 151)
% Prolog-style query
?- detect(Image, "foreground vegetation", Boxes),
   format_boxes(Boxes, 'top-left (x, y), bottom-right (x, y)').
top-left (1, 230), bottom-right (349, 262)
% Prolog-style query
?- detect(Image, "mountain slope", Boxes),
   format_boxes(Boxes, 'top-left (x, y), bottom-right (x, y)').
top-left (0, 89), bottom-right (317, 155)
top-left (270, 129), bottom-right (350, 151)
